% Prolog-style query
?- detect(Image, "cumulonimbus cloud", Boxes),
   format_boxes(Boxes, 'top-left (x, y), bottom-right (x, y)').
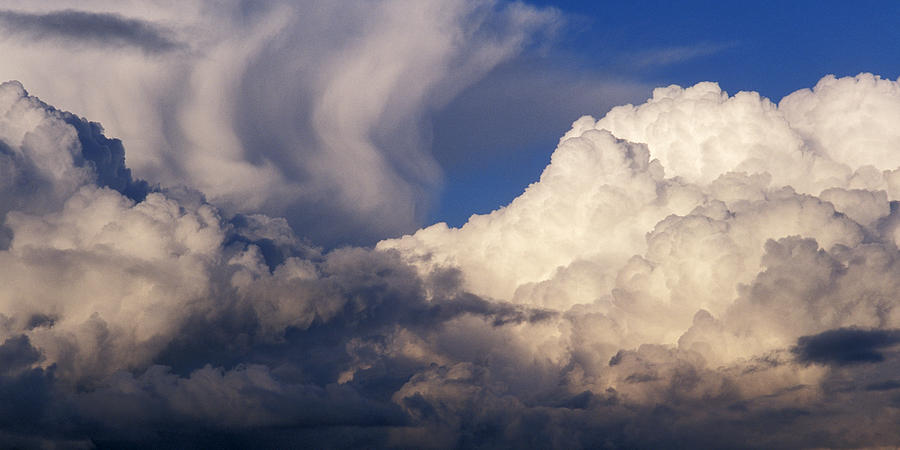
top-left (4, 48), bottom-right (900, 447)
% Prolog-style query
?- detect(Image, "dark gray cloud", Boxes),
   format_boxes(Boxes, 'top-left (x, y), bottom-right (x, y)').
top-left (0, 242), bottom-right (559, 447)
top-left (865, 379), bottom-right (900, 391)
top-left (0, 9), bottom-right (181, 53)
top-left (61, 112), bottom-right (152, 202)
top-left (794, 328), bottom-right (900, 366)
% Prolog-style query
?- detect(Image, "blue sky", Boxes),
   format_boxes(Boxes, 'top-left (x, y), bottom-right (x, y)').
top-left (430, 0), bottom-right (900, 227)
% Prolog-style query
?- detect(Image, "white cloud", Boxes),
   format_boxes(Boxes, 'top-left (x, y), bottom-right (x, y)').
top-left (380, 73), bottom-right (900, 308)
top-left (374, 73), bottom-right (900, 446)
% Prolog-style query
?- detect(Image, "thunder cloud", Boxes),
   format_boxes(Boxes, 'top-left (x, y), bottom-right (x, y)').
top-left (2, 1), bottom-right (900, 449)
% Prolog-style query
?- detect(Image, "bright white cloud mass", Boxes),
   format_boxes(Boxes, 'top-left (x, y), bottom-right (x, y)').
top-left (2, 1), bottom-right (900, 448)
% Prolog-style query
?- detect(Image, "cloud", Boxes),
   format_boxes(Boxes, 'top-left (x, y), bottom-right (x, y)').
top-left (0, 0), bottom-right (563, 246)
top-left (376, 72), bottom-right (900, 446)
top-left (0, 8), bottom-right (182, 53)
top-left (5, 51), bottom-right (900, 447)
top-left (779, 73), bottom-right (900, 170)
top-left (794, 328), bottom-right (900, 366)
top-left (0, 79), bottom-right (563, 446)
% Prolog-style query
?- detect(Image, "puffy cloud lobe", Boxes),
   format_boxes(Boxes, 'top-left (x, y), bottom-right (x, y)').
top-left (780, 73), bottom-right (900, 170)
top-left (0, 80), bottom-right (93, 218)
top-left (6, 71), bottom-right (900, 448)
top-left (380, 130), bottom-right (668, 302)
top-left (0, 81), bottom-right (147, 214)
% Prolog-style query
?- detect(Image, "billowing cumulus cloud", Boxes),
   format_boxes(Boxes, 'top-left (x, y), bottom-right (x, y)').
top-left (5, 50), bottom-right (900, 447)
top-left (377, 72), bottom-right (900, 446)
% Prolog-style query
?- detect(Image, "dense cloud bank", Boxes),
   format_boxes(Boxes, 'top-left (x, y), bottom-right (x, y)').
top-left (5, 73), bottom-right (900, 448)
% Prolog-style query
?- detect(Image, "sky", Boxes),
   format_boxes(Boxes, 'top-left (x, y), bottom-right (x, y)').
top-left (2, 0), bottom-right (900, 448)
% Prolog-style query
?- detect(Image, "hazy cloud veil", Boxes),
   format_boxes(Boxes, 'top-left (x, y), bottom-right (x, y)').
top-left (2, 1), bottom-right (900, 448)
